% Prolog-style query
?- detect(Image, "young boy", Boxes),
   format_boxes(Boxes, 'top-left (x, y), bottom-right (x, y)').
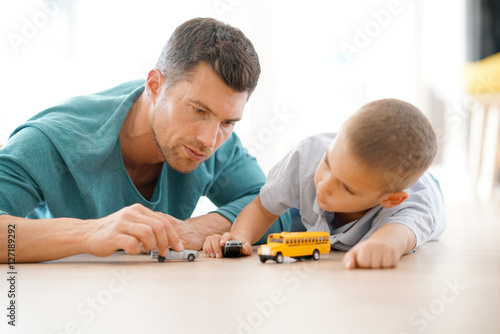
top-left (203, 99), bottom-right (446, 269)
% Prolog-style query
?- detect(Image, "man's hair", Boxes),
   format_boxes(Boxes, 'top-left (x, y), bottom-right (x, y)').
top-left (343, 99), bottom-right (437, 192)
top-left (156, 18), bottom-right (260, 96)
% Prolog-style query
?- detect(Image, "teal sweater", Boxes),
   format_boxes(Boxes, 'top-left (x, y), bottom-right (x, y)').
top-left (0, 80), bottom-right (289, 242)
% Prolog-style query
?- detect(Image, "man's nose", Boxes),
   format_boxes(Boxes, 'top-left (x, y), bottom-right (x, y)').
top-left (196, 122), bottom-right (219, 148)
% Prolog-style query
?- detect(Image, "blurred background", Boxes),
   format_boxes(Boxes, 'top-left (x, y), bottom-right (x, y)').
top-left (1, 0), bottom-right (499, 208)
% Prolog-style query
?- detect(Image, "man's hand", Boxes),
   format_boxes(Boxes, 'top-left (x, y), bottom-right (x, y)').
top-left (203, 232), bottom-right (252, 258)
top-left (342, 239), bottom-right (399, 269)
top-left (87, 204), bottom-right (184, 258)
top-left (172, 212), bottom-right (233, 251)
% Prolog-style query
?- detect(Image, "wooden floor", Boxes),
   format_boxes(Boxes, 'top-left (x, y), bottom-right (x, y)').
top-left (1, 201), bottom-right (500, 334)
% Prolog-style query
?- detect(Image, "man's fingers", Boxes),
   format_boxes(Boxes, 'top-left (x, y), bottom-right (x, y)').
top-left (115, 206), bottom-right (183, 255)
top-left (115, 221), bottom-right (157, 254)
top-left (156, 213), bottom-right (184, 252)
top-left (132, 206), bottom-right (182, 253)
top-left (116, 234), bottom-right (143, 256)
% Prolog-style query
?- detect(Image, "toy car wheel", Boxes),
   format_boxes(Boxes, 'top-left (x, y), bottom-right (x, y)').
top-left (259, 257), bottom-right (267, 263)
top-left (276, 253), bottom-right (284, 263)
top-left (312, 249), bottom-right (320, 261)
top-left (158, 256), bottom-right (166, 263)
top-left (187, 254), bottom-right (196, 261)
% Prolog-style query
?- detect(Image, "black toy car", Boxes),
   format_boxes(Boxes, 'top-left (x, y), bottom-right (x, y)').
top-left (223, 240), bottom-right (243, 257)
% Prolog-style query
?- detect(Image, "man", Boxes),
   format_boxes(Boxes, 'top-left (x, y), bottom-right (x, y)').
top-left (0, 18), bottom-right (290, 263)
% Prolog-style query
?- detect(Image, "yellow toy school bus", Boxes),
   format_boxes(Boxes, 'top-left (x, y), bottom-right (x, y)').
top-left (257, 231), bottom-right (331, 263)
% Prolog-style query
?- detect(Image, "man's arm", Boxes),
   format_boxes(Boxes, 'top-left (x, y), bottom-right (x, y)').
top-left (0, 204), bottom-right (184, 263)
top-left (174, 212), bottom-right (232, 251)
top-left (342, 223), bottom-right (417, 269)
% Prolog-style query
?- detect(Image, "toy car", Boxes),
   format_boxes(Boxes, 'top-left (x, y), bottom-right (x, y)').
top-left (257, 231), bottom-right (330, 263)
top-left (223, 240), bottom-right (243, 257)
top-left (151, 249), bottom-right (199, 262)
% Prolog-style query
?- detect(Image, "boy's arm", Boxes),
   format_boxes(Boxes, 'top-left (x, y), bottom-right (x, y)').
top-left (203, 195), bottom-right (279, 258)
top-left (342, 223), bottom-right (416, 269)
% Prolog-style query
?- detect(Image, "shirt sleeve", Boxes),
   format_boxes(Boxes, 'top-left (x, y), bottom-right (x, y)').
top-left (0, 127), bottom-right (52, 217)
top-left (361, 173), bottom-right (447, 251)
top-left (259, 145), bottom-right (302, 216)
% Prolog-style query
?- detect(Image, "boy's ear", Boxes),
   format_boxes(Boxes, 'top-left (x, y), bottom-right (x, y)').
top-left (380, 191), bottom-right (409, 208)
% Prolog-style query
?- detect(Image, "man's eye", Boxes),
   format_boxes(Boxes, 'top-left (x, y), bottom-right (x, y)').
top-left (193, 107), bottom-right (205, 114)
top-left (222, 121), bottom-right (235, 127)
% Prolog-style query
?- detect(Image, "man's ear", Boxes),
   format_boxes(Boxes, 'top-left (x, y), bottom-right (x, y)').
top-left (380, 191), bottom-right (409, 208)
top-left (145, 68), bottom-right (165, 104)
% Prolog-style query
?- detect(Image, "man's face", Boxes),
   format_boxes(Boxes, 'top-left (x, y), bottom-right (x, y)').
top-left (150, 62), bottom-right (248, 173)
top-left (313, 133), bottom-right (387, 213)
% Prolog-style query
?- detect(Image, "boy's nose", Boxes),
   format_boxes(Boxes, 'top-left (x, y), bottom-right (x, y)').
top-left (318, 180), bottom-right (333, 197)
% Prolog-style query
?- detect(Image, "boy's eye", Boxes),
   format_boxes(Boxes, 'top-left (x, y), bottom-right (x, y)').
top-left (343, 184), bottom-right (355, 195)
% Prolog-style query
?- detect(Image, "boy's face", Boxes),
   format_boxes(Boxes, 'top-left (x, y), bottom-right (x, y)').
top-left (313, 134), bottom-right (388, 213)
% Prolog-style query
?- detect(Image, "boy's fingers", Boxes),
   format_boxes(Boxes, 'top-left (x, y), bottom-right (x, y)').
top-left (202, 238), bottom-right (211, 256)
top-left (212, 238), bottom-right (224, 258)
top-left (220, 232), bottom-right (233, 245)
top-left (242, 242), bottom-right (253, 256)
top-left (203, 236), bottom-right (218, 257)
top-left (382, 252), bottom-right (397, 268)
top-left (343, 250), bottom-right (357, 269)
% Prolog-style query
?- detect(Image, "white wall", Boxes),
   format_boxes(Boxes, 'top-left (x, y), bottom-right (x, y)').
top-left (0, 0), bottom-right (470, 201)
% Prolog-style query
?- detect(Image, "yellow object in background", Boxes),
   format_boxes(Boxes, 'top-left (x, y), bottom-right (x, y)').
top-left (465, 52), bottom-right (500, 95)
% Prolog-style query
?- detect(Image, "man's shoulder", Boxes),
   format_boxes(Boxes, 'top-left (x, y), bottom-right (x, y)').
top-left (49, 79), bottom-right (146, 112)
top-left (7, 80), bottom-right (146, 164)
top-left (84, 80), bottom-right (146, 99)
top-left (11, 80), bottom-right (145, 136)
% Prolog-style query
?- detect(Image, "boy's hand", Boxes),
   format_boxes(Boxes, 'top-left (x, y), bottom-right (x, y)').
top-left (220, 233), bottom-right (253, 256)
top-left (342, 239), bottom-right (399, 269)
top-left (203, 232), bottom-right (252, 258)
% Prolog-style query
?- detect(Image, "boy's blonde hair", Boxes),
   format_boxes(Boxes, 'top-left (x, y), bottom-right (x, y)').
top-left (343, 99), bottom-right (437, 192)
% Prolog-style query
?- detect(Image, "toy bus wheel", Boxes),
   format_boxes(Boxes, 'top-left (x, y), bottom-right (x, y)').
top-left (276, 253), bottom-right (284, 263)
top-left (312, 250), bottom-right (320, 261)
top-left (158, 256), bottom-right (166, 263)
top-left (187, 254), bottom-right (196, 262)
top-left (260, 257), bottom-right (267, 263)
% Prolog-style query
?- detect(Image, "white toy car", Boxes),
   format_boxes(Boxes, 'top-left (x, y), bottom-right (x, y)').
top-left (151, 249), bottom-right (199, 262)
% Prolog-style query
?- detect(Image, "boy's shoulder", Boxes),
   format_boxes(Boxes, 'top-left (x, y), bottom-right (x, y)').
top-left (293, 132), bottom-right (336, 154)
top-left (299, 132), bottom-right (336, 146)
